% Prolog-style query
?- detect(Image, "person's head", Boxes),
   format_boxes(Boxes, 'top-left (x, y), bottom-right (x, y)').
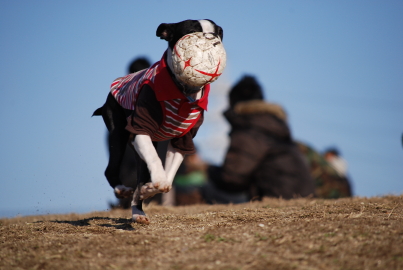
top-left (128, 57), bottom-right (151, 74)
top-left (324, 147), bottom-right (340, 160)
top-left (229, 75), bottom-right (264, 108)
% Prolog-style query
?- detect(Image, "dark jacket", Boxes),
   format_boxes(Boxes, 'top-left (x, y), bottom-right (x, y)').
top-left (209, 100), bottom-right (315, 199)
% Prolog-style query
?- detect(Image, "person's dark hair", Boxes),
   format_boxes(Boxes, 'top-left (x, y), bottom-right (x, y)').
top-left (229, 75), bottom-right (264, 108)
top-left (324, 147), bottom-right (340, 156)
top-left (128, 57), bottom-right (151, 74)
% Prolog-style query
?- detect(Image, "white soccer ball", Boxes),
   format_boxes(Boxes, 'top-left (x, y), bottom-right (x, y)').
top-left (171, 32), bottom-right (226, 88)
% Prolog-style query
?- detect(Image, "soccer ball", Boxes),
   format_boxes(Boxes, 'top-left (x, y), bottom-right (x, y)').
top-left (171, 32), bottom-right (226, 88)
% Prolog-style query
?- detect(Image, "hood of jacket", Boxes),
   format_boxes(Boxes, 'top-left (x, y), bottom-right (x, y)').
top-left (224, 100), bottom-right (291, 141)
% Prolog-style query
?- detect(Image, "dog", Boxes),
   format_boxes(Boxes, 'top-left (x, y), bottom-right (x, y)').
top-left (93, 19), bottom-right (224, 224)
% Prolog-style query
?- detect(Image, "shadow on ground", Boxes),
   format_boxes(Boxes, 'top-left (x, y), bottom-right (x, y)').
top-left (48, 217), bottom-right (135, 230)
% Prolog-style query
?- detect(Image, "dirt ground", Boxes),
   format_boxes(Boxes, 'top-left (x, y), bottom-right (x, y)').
top-left (1, 195), bottom-right (402, 270)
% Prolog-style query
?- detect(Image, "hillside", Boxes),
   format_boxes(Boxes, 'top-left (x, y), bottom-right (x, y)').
top-left (1, 196), bottom-right (402, 270)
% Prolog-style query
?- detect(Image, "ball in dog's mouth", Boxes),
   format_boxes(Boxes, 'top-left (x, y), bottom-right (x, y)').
top-left (171, 32), bottom-right (227, 89)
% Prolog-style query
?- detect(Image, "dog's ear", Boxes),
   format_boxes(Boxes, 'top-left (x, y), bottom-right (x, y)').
top-left (156, 23), bottom-right (175, 41)
top-left (216, 25), bottom-right (224, 41)
top-left (205, 20), bottom-right (224, 41)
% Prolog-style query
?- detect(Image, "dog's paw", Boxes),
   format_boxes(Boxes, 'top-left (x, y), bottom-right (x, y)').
top-left (114, 185), bottom-right (134, 198)
top-left (157, 182), bottom-right (172, 193)
top-left (131, 205), bottom-right (150, 225)
top-left (132, 215), bottom-right (150, 225)
top-left (139, 183), bottom-right (159, 200)
top-left (139, 182), bottom-right (171, 200)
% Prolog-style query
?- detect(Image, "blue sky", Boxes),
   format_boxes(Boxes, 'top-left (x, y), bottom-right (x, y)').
top-left (0, 1), bottom-right (402, 218)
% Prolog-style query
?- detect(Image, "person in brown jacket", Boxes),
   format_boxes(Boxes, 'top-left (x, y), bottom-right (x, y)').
top-left (205, 75), bottom-right (315, 203)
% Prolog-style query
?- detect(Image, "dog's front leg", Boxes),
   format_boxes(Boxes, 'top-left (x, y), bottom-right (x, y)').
top-left (160, 141), bottom-right (184, 205)
top-left (132, 134), bottom-right (170, 199)
top-left (140, 141), bottom-right (184, 199)
top-left (164, 141), bottom-right (184, 187)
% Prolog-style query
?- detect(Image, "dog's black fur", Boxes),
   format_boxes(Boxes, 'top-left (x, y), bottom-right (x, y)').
top-left (93, 20), bottom-right (223, 218)
top-left (156, 20), bottom-right (223, 49)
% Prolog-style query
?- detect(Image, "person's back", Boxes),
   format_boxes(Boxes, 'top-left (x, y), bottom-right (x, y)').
top-left (207, 75), bottom-right (315, 201)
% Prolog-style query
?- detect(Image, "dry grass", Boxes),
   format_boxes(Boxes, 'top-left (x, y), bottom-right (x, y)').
top-left (1, 195), bottom-right (402, 270)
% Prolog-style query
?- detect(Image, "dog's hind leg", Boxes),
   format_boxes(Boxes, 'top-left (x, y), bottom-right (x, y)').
top-left (131, 187), bottom-right (150, 225)
top-left (101, 94), bottom-right (134, 196)
top-left (106, 128), bottom-right (134, 197)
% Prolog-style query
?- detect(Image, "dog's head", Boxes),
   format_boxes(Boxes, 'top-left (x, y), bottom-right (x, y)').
top-left (156, 20), bottom-right (224, 95)
top-left (156, 19), bottom-right (223, 49)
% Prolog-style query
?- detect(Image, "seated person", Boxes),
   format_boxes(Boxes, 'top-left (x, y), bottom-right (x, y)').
top-left (324, 148), bottom-right (348, 177)
top-left (296, 143), bottom-right (353, 198)
top-left (205, 75), bottom-right (315, 203)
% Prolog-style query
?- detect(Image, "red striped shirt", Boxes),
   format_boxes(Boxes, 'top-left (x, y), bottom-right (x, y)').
top-left (110, 52), bottom-right (210, 141)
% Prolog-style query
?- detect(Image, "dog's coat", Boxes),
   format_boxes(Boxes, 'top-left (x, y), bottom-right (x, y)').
top-left (110, 52), bottom-right (210, 141)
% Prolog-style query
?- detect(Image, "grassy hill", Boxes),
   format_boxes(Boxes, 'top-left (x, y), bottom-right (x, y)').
top-left (1, 195), bottom-right (402, 270)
